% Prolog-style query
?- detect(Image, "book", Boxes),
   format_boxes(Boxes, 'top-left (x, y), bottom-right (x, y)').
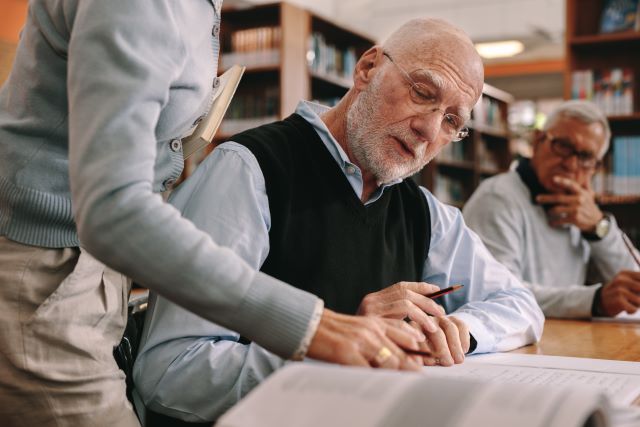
top-left (600, 0), bottom-right (639, 33)
top-left (181, 64), bottom-right (246, 160)
top-left (425, 353), bottom-right (640, 407)
top-left (216, 354), bottom-right (640, 427)
top-left (571, 68), bottom-right (634, 116)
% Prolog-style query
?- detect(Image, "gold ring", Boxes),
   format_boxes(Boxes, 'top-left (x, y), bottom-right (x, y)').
top-left (375, 346), bottom-right (393, 365)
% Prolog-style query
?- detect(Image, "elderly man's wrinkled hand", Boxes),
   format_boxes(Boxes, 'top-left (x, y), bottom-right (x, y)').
top-left (356, 281), bottom-right (447, 334)
top-left (597, 271), bottom-right (640, 317)
top-left (536, 176), bottom-right (603, 232)
top-left (410, 315), bottom-right (469, 367)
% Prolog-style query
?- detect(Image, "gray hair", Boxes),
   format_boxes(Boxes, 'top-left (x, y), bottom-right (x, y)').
top-left (543, 100), bottom-right (611, 157)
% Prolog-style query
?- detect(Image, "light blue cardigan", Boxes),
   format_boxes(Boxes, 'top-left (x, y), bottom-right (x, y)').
top-left (0, 0), bottom-right (318, 359)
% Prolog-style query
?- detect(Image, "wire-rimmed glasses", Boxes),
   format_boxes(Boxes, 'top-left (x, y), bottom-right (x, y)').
top-left (383, 51), bottom-right (469, 142)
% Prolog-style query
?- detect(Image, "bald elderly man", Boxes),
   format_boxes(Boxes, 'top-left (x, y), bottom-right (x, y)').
top-left (134, 18), bottom-right (544, 423)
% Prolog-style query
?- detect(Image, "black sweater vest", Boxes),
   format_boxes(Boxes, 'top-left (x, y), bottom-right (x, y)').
top-left (231, 114), bottom-right (431, 314)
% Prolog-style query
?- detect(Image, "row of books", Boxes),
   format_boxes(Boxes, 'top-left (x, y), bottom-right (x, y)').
top-left (229, 26), bottom-right (282, 53)
top-left (599, 0), bottom-right (640, 33)
top-left (224, 89), bottom-right (279, 121)
top-left (221, 28), bottom-right (359, 85)
top-left (592, 136), bottom-right (640, 195)
top-left (307, 32), bottom-right (358, 81)
top-left (472, 96), bottom-right (507, 131)
top-left (221, 27), bottom-right (281, 69)
top-left (438, 139), bottom-right (470, 164)
top-left (571, 68), bottom-right (634, 116)
top-left (218, 85), bottom-right (279, 136)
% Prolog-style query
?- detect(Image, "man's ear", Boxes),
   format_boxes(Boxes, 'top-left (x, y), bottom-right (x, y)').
top-left (353, 46), bottom-right (383, 91)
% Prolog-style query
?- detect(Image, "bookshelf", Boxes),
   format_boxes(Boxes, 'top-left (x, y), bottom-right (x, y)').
top-left (219, 2), bottom-right (373, 134)
top-left (420, 84), bottom-right (514, 209)
top-left (566, 0), bottom-right (640, 246)
top-left (181, 2), bottom-right (374, 177)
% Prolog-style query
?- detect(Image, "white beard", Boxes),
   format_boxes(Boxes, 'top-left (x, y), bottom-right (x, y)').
top-left (345, 76), bottom-right (434, 184)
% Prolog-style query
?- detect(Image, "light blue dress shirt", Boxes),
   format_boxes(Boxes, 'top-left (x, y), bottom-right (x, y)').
top-left (133, 101), bottom-right (544, 422)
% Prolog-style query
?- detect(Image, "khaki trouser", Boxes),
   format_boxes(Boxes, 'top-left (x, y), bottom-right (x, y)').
top-left (0, 237), bottom-right (140, 426)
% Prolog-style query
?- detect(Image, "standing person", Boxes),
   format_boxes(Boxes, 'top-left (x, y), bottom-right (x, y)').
top-left (464, 100), bottom-right (640, 319)
top-left (133, 18), bottom-right (544, 423)
top-left (0, 1), bottom-right (424, 426)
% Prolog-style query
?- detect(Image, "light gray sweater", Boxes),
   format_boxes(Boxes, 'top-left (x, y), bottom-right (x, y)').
top-left (0, 0), bottom-right (319, 359)
top-left (463, 168), bottom-right (638, 318)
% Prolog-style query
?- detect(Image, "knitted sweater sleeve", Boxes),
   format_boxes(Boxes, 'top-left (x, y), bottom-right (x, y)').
top-left (67, 0), bottom-right (318, 358)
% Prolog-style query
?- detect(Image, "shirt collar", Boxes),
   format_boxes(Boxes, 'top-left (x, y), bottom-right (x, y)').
top-left (515, 157), bottom-right (547, 206)
top-left (295, 101), bottom-right (351, 169)
top-left (294, 101), bottom-right (401, 203)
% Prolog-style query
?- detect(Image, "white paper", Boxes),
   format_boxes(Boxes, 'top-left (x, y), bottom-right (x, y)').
top-left (424, 354), bottom-right (640, 406)
top-left (592, 311), bottom-right (640, 323)
top-left (217, 362), bottom-right (611, 427)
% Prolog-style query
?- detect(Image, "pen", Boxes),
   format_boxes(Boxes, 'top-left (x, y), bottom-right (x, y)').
top-left (426, 284), bottom-right (464, 299)
top-left (621, 231), bottom-right (640, 269)
top-left (402, 348), bottom-right (433, 357)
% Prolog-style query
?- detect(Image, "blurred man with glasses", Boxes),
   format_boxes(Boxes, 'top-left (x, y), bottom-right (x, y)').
top-left (133, 18), bottom-right (543, 423)
top-left (464, 100), bottom-right (640, 320)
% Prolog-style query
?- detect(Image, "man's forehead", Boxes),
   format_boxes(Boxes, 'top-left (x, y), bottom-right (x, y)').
top-left (410, 69), bottom-right (447, 90)
top-left (548, 117), bottom-right (605, 139)
top-left (547, 118), bottom-right (607, 151)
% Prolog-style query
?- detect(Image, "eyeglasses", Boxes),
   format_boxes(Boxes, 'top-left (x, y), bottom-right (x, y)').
top-left (545, 133), bottom-right (602, 170)
top-left (383, 52), bottom-right (469, 142)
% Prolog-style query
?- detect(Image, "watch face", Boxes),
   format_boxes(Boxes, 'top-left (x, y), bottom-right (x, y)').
top-left (596, 217), bottom-right (610, 239)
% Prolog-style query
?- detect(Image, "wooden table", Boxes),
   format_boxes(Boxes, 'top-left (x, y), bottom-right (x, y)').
top-left (510, 318), bottom-right (640, 362)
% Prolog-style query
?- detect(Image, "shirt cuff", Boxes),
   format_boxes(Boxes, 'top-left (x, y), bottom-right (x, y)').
top-left (591, 284), bottom-right (605, 317)
top-left (291, 299), bottom-right (324, 361)
top-left (467, 333), bottom-right (478, 354)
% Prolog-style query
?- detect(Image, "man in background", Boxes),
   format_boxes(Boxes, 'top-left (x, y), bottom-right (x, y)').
top-left (464, 100), bottom-right (640, 319)
top-left (133, 18), bottom-right (543, 423)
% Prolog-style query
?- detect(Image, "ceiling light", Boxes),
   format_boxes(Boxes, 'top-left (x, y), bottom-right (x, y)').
top-left (475, 40), bottom-right (524, 59)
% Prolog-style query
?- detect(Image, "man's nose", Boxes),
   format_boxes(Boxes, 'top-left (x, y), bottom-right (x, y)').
top-left (409, 110), bottom-right (442, 143)
top-left (562, 153), bottom-right (580, 171)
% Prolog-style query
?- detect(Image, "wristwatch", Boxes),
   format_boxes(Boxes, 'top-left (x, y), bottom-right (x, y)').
top-left (584, 215), bottom-right (611, 241)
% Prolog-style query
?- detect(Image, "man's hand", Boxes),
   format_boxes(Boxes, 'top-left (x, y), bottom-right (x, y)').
top-left (595, 271), bottom-right (640, 317)
top-left (306, 308), bottom-right (425, 371)
top-left (356, 281), bottom-right (447, 333)
top-left (410, 316), bottom-right (469, 366)
top-left (536, 176), bottom-right (603, 232)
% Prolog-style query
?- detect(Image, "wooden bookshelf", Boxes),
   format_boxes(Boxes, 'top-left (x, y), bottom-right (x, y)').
top-left (420, 83), bottom-right (514, 207)
top-left (569, 30), bottom-right (640, 46)
top-left (179, 2), bottom-right (374, 179)
top-left (565, 0), bottom-right (640, 246)
top-left (220, 2), bottom-right (372, 122)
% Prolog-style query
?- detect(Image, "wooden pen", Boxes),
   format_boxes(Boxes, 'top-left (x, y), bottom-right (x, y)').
top-left (402, 348), bottom-right (433, 357)
top-left (426, 284), bottom-right (464, 299)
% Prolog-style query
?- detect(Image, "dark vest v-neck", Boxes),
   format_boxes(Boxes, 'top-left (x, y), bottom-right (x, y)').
top-left (231, 114), bottom-right (431, 314)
